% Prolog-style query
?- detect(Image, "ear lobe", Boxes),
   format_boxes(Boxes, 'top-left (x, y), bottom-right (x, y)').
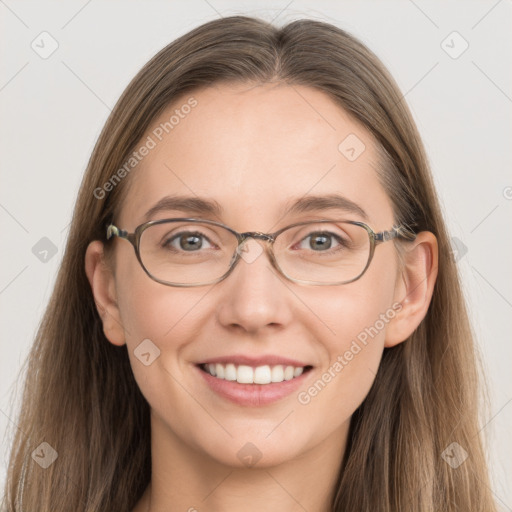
top-left (84, 240), bottom-right (126, 346)
top-left (384, 231), bottom-right (438, 348)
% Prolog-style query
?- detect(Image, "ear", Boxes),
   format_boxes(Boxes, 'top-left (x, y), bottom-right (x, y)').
top-left (84, 240), bottom-right (126, 346)
top-left (384, 231), bottom-right (438, 348)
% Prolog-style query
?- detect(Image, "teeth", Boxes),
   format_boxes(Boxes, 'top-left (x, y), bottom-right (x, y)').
top-left (284, 365), bottom-right (294, 381)
top-left (202, 363), bottom-right (308, 384)
top-left (254, 365), bottom-right (271, 384)
top-left (225, 363), bottom-right (237, 381)
top-left (271, 365), bottom-right (284, 382)
top-left (214, 364), bottom-right (223, 378)
top-left (237, 365), bottom-right (254, 384)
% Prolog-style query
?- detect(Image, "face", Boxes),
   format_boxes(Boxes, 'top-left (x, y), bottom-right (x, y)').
top-left (101, 82), bottom-right (407, 468)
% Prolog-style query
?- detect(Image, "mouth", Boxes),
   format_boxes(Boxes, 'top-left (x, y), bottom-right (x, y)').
top-left (197, 362), bottom-right (314, 384)
top-left (195, 361), bottom-right (314, 407)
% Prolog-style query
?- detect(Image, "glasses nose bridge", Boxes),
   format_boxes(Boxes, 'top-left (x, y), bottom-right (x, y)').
top-left (235, 231), bottom-right (276, 260)
top-left (239, 231), bottom-right (275, 244)
top-left (238, 231), bottom-right (275, 249)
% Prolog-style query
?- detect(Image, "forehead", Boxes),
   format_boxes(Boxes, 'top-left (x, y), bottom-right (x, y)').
top-left (119, 82), bottom-right (393, 229)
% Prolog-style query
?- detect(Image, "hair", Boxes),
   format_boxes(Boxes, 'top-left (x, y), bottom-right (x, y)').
top-left (2, 15), bottom-right (496, 511)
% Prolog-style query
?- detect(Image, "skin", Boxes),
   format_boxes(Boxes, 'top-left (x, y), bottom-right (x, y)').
top-left (85, 82), bottom-right (438, 512)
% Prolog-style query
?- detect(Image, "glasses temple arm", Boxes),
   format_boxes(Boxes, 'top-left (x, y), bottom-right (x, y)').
top-left (106, 224), bottom-right (132, 241)
top-left (375, 225), bottom-right (417, 242)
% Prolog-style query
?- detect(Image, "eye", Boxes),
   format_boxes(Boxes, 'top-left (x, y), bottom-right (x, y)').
top-left (164, 231), bottom-right (215, 252)
top-left (295, 231), bottom-right (347, 252)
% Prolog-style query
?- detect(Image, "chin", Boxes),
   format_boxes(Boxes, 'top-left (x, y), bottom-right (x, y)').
top-left (199, 432), bottom-right (306, 470)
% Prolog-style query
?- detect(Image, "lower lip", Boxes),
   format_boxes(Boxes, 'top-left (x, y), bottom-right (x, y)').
top-left (195, 365), bottom-right (312, 407)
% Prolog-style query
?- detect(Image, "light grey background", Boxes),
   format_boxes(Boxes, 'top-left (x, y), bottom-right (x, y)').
top-left (1, 0), bottom-right (511, 508)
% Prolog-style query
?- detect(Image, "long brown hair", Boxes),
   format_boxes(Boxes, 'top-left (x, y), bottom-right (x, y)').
top-left (2, 15), bottom-right (496, 511)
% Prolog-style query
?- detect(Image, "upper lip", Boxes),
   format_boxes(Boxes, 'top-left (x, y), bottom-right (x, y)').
top-left (197, 355), bottom-right (312, 367)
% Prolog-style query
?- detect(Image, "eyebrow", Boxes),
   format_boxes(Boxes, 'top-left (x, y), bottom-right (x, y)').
top-left (142, 193), bottom-right (369, 223)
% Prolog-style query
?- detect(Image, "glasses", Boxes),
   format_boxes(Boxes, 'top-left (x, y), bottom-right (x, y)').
top-left (105, 218), bottom-right (417, 287)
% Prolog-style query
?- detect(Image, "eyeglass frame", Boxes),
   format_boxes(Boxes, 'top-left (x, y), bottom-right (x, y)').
top-left (105, 217), bottom-right (417, 287)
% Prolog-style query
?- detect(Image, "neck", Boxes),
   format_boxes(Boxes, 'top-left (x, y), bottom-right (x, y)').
top-left (136, 411), bottom-right (348, 512)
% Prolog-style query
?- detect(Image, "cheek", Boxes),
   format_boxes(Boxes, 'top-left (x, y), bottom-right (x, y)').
top-left (116, 277), bottom-right (210, 425)
top-left (295, 264), bottom-right (398, 421)
top-left (114, 267), bottom-right (205, 376)
top-left (114, 245), bottom-right (200, 340)
top-left (294, 307), bottom-right (389, 435)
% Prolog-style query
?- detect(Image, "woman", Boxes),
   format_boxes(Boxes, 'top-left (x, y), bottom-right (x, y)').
top-left (2, 15), bottom-right (497, 511)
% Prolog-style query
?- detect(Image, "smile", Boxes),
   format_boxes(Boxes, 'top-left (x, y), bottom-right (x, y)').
top-left (199, 362), bottom-right (313, 384)
top-left (195, 362), bottom-right (314, 407)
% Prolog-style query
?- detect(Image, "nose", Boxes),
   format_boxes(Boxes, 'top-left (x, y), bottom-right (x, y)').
top-left (215, 238), bottom-right (293, 334)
